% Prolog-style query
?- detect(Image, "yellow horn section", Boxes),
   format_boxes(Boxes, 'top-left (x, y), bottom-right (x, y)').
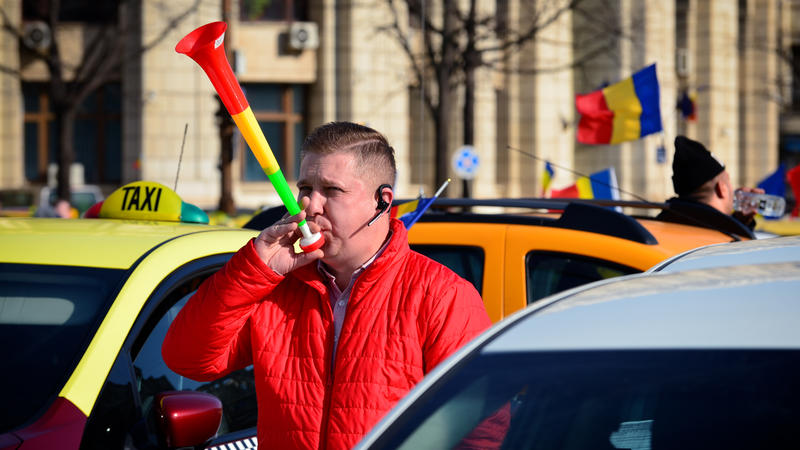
top-left (232, 107), bottom-right (280, 175)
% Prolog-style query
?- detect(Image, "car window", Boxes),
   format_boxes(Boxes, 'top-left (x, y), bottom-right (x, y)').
top-left (410, 245), bottom-right (484, 294)
top-left (0, 263), bottom-right (124, 433)
top-left (133, 293), bottom-right (258, 437)
top-left (82, 258), bottom-right (258, 449)
top-left (372, 350), bottom-right (800, 450)
top-left (525, 252), bottom-right (637, 304)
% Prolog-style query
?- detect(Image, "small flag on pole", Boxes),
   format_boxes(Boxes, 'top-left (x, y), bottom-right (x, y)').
top-left (677, 90), bottom-right (697, 122)
top-left (541, 161), bottom-right (554, 196)
top-left (549, 167), bottom-right (620, 202)
top-left (390, 179), bottom-right (451, 228)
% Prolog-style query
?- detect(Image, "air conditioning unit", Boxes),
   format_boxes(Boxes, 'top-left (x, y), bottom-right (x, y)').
top-left (288, 22), bottom-right (319, 51)
top-left (676, 48), bottom-right (691, 77)
top-left (23, 20), bottom-right (52, 51)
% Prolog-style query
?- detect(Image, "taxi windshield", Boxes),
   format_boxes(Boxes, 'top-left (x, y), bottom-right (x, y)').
top-left (0, 263), bottom-right (125, 433)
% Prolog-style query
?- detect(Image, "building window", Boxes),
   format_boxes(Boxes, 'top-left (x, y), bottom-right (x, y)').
top-left (239, 0), bottom-right (308, 21)
top-left (240, 84), bottom-right (306, 182)
top-left (23, 0), bottom-right (119, 23)
top-left (23, 83), bottom-right (122, 184)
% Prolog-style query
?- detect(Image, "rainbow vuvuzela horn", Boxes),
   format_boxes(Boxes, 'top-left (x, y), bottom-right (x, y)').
top-left (176, 22), bottom-right (323, 252)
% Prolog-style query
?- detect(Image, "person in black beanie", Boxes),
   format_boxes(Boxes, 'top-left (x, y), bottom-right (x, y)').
top-left (657, 136), bottom-right (763, 238)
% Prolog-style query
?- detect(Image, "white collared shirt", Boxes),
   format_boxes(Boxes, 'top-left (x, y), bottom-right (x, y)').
top-left (318, 232), bottom-right (393, 367)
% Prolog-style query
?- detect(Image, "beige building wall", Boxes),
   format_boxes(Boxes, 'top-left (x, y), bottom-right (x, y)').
top-left (0, 0), bottom-right (23, 188)
top-left (498, 0), bottom-right (538, 198)
top-left (136, 1), bottom-right (222, 208)
top-left (694, 0), bottom-right (739, 182)
top-left (469, 0), bottom-right (499, 198)
top-left (738, 0), bottom-right (781, 187)
top-left (532, 8), bottom-right (575, 197)
top-left (641, 0), bottom-right (676, 202)
top-left (309, 0), bottom-right (338, 127)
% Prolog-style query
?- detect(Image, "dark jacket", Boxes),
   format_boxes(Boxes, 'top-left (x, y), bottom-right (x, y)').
top-left (656, 197), bottom-right (755, 239)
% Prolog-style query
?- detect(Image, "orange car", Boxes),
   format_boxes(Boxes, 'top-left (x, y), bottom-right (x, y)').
top-left (406, 199), bottom-right (749, 323)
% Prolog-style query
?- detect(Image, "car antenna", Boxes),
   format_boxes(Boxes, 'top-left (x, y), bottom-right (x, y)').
top-left (175, 123), bottom-right (188, 192)
top-left (506, 145), bottom-right (744, 241)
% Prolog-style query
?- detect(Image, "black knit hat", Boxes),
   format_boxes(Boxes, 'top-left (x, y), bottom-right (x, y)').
top-left (671, 136), bottom-right (725, 196)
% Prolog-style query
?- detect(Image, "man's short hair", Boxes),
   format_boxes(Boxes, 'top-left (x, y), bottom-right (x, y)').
top-left (302, 122), bottom-right (397, 187)
top-left (672, 135), bottom-right (725, 197)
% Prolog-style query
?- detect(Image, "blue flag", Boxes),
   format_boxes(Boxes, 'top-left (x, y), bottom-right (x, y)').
top-left (757, 164), bottom-right (786, 197)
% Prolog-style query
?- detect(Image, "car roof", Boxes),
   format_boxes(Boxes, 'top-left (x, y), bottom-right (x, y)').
top-left (415, 198), bottom-right (743, 247)
top-left (485, 261), bottom-right (800, 352)
top-left (649, 235), bottom-right (800, 273)
top-left (0, 217), bottom-right (252, 269)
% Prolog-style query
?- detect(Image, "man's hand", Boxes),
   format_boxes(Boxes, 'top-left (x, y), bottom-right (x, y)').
top-left (254, 197), bottom-right (323, 275)
top-left (732, 186), bottom-right (765, 225)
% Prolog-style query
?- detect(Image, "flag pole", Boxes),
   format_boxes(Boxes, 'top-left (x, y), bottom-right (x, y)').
top-left (433, 178), bottom-right (451, 198)
top-left (403, 178), bottom-right (451, 229)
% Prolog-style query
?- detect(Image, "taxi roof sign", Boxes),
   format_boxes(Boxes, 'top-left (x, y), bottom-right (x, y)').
top-left (86, 181), bottom-right (209, 224)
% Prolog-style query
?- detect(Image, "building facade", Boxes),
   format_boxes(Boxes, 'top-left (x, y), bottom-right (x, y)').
top-left (0, 0), bottom-right (794, 211)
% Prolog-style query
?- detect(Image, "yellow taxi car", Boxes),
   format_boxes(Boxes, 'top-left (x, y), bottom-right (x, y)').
top-left (405, 198), bottom-right (748, 323)
top-left (0, 181), bottom-right (259, 450)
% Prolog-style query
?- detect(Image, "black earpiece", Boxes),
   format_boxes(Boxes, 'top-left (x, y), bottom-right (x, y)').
top-left (376, 184), bottom-right (391, 211)
top-left (369, 184), bottom-right (392, 226)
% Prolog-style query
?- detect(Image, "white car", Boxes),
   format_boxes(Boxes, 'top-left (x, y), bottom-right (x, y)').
top-left (356, 240), bottom-right (800, 449)
top-left (649, 234), bottom-right (800, 273)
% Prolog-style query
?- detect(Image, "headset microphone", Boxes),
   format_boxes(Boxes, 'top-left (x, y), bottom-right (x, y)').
top-left (368, 184), bottom-right (392, 226)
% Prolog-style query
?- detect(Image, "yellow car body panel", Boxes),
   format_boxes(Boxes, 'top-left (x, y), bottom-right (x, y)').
top-left (0, 218), bottom-right (220, 268)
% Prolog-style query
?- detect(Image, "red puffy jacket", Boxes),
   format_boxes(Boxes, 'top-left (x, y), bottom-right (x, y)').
top-left (162, 220), bottom-right (490, 449)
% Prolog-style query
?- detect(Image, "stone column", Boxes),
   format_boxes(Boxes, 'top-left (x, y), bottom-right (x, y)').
top-left (738, 0), bottom-right (781, 187)
top-left (0, 0), bottom-right (23, 188)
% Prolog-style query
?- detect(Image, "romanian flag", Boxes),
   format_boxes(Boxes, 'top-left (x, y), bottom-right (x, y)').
top-left (677, 90), bottom-right (697, 121)
top-left (575, 64), bottom-right (663, 145)
top-left (390, 179), bottom-right (451, 228)
top-left (390, 198), bottom-right (420, 222)
top-left (391, 197), bottom-right (437, 228)
top-left (550, 167), bottom-right (620, 201)
top-left (541, 161), bottom-right (555, 195)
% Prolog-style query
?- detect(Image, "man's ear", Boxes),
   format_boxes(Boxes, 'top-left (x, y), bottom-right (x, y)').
top-left (714, 178), bottom-right (727, 199)
top-left (378, 185), bottom-right (394, 211)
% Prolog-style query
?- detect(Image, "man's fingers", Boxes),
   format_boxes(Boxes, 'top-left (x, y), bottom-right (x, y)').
top-left (260, 221), bottom-right (299, 243)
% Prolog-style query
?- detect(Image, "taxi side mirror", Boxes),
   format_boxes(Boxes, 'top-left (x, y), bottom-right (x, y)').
top-left (154, 391), bottom-right (222, 448)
